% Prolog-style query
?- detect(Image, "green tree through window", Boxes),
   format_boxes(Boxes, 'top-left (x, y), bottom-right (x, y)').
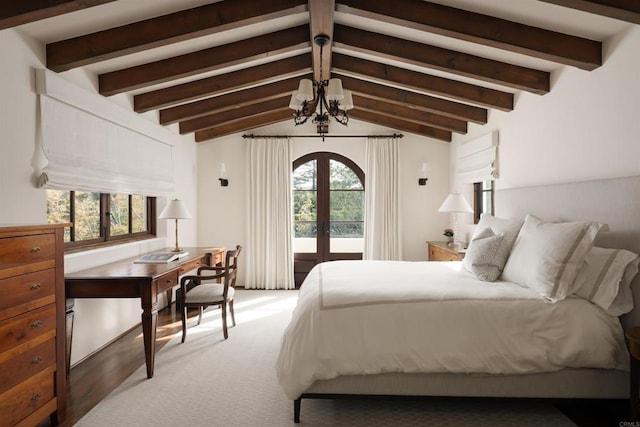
top-left (47, 190), bottom-right (156, 251)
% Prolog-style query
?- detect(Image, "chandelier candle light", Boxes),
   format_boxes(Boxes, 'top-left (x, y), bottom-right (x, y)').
top-left (158, 199), bottom-right (192, 253)
top-left (438, 193), bottom-right (473, 249)
top-left (289, 34), bottom-right (354, 135)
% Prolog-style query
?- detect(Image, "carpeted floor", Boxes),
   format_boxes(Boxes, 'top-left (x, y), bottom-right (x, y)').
top-left (75, 290), bottom-right (580, 426)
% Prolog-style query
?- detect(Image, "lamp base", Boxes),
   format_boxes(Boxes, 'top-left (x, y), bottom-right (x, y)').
top-left (170, 247), bottom-right (183, 253)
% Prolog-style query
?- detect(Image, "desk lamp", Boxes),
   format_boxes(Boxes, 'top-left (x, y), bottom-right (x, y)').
top-left (159, 199), bottom-right (192, 252)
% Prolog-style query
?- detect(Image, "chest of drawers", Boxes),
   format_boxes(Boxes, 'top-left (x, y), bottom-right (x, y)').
top-left (0, 224), bottom-right (69, 426)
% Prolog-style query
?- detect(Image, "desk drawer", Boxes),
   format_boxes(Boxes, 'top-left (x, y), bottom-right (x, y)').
top-left (0, 269), bottom-right (56, 320)
top-left (157, 271), bottom-right (179, 292)
top-left (0, 234), bottom-right (55, 270)
top-left (0, 338), bottom-right (56, 395)
top-left (0, 368), bottom-right (55, 427)
top-left (0, 305), bottom-right (57, 354)
top-left (178, 258), bottom-right (205, 275)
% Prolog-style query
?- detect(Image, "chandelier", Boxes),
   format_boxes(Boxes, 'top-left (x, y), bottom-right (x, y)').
top-left (289, 34), bottom-right (354, 134)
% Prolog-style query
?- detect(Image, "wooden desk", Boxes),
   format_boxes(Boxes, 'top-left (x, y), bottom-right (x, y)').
top-left (65, 247), bottom-right (224, 378)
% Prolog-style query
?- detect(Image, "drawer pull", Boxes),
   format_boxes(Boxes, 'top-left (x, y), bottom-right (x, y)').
top-left (30, 246), bottom-right (42, 253)
top-left (32, 355), bottom-right (43, 365)
top-left (30, 282), bottom-right (42, 290)
top-left (30, 320), bottom-right (43, 329)
top-left (31, 392), bottom-right (41, 402)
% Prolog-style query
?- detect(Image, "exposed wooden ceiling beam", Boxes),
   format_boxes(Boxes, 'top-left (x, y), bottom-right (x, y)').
top-left (195, 110), bottom-right (293, 142)
top-left (350, 108), bottom-right (452, 142)
top-left (308, 0), bottom-right (335, 81)
top-left (99, 25), bottom-right (310, 96)
top-left (134, 55), bottom-right (311, 112)
top-left (352, 95), bottom-right (467, 133)
top-left (332, 53), bottom-right (514, 111)
top-left (0, 0), bottom-right (115, 30)
top-left (538, 0), bottom-right (640, 24)
top-left (160, 76), bottom-right (306, 125)
top-left (336, 75), bottom-right (487, 124)
top-left (336, 0), bottom-right (602, 70)
top-left (180, 96), bottom-right (291, 134)
top-left (46, 0), bottom-right (308, 71)
top-left (334, 25), bottom-right (550, 95)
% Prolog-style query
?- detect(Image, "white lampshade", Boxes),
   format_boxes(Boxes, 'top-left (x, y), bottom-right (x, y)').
top-left (296, 79), bottom-right (314, 101)
top-left (159, 199), bottom-right (192, 219)
top-left (326, 78), bottom-right (344, 101)
top-left (339, 90), bottom-right (354, 111)
top-left (438, 193), bottom-right (473, 213)
top-left (289, 91), bottom-right (303, 110)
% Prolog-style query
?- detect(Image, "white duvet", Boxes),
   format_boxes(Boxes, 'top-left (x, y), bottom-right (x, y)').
top-left (275, 260), bottom-right (629, 400)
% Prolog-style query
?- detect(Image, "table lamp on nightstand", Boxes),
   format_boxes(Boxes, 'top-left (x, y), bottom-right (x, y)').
top-left (159, 199), bottom-right (192, 252)
top-left (438, 193), bottom-right (473, 250)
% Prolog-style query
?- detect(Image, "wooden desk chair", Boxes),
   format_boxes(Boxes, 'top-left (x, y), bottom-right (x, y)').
top-left (178, 245), bottom-right (242, 342)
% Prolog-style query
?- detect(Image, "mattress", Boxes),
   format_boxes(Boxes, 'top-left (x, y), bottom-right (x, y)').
top-left (275, 260), bottom-right (629, 400)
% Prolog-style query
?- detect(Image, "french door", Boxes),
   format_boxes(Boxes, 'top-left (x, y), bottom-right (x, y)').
top-left (292, 152), bottom-right (365, 287)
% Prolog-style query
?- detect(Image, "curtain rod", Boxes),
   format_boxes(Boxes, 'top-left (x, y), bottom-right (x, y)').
top-left (242, 133), bottom-right (403, 139)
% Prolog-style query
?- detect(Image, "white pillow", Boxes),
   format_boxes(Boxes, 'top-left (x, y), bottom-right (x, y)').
top-left (501, 214), bottom-right (602, 302)
top-left (573, 247), bottom-right (640, 316)
top-left (469, 213), bottom-right (524, 275)
top-left (463, 228), bottom-right (506, 282)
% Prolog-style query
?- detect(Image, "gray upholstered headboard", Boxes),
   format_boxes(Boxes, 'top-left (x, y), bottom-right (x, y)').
top-left (496, 175), bottom-right (640, 331)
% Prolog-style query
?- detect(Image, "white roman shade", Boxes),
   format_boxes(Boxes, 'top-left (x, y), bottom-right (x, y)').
top-left (456, 131), bottom-right (498, 183)
top-left (35, 69), bottom-right (175, 196)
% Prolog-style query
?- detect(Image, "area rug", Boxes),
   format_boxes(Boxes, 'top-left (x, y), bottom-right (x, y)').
top-left (75, 289), bottom-right (576, 426)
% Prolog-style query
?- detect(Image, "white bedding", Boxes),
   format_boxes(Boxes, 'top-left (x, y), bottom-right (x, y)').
top-left (275, 260), bottom-right (629, 400)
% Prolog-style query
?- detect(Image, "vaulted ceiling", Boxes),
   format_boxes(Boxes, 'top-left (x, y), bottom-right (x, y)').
top-left (6, 0), bottom-right (638, 143)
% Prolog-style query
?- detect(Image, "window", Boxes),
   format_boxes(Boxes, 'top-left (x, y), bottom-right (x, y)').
top-left (473, 180), bottom-right (494, 223)
top-left (46, 190), bottom-right (156, 251)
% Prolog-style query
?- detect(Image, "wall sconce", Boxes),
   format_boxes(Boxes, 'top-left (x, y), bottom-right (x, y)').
top-left (418, 162), bottom-right (429, 186)
top-left (218, 163), bottom-right (229, 187)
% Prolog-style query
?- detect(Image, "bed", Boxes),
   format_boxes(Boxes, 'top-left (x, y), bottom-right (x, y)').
top-left (275, 175), bottom-right (640, 422)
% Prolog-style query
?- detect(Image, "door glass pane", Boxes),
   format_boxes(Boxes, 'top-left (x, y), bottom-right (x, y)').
top-left (329, 160), bottom-right (364, 253)
top-left (131, 195), bottom-right (147, 233)
top-left (74, 192), bottom-right (101, 240)
top-left (293, 160), bottom-right (317, 253)
top-left (110, 194), bottom-right (130, 236)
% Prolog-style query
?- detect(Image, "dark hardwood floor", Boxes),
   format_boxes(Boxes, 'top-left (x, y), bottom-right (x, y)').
top-left (40, 304), bottom-right (188, 427)
top-left (37, 302), bottom-right (630, 427)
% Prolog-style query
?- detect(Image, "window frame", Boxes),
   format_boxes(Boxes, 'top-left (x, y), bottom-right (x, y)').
top-left (49, 190), bottom-right (157, 253)
top-left (473, 180), bottom-right (495, 224)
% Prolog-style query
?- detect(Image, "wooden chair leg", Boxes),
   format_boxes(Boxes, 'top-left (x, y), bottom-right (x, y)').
top-left (229, 299), bottom-right (236, 327)
top-left (221, 302), bottom-right (228, 339)
top-left (197, 307), bottom-right (203, 325)
top-left (181, 305), bottom-right (188, 343)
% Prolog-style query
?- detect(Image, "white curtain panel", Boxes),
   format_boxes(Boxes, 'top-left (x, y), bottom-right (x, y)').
top-left (245, 137), bottom-right (294, 289)
top-left (364, 136), bottom-right (402, 260)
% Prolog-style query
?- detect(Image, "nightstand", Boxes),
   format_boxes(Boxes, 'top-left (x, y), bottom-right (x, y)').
top-left (427, 241), bottom-right (466, 261)
top-left (626, 327), bottom-right (640, 421)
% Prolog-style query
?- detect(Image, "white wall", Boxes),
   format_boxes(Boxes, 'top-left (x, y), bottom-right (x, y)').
top-left (452, 25), bottom-right (640, 241)
top-left (196, 117), bottom-right (452, 275)
top-left (0, 28), bottom-right (198, 365)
